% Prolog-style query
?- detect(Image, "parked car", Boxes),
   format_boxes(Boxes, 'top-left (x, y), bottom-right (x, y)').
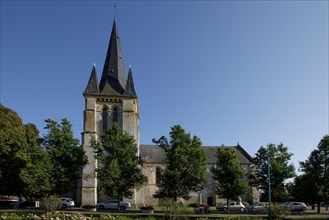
top-left (279, 202), bottom-right (307, 212)
top-left (10, 200), bottom-right (26, 209)
top-left (96, 199), bottom-right (131, 211)
top-left (216, 201), bottom-right (245, 212)
top-left (61, 198), bottom-right (75, 209)
top-left (245, 202), bottom-right (268, 213)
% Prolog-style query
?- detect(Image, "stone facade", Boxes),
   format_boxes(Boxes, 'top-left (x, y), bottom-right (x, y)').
top-left (134, 145), bottom-right (258, 207)
top-left (79, 19), bottom-right (258, 207)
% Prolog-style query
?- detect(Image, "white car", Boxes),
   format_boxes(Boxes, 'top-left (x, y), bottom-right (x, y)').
top-left (217, 201), bottom-right (245, 212)
top-left (97, 199), bottom-right (131, 210)
top-left (61, 198), bottom-right (75, 209)
top-left (246, 202), bottom-right (268, 213)
top-left (279, 202), bottom-right (307, 212)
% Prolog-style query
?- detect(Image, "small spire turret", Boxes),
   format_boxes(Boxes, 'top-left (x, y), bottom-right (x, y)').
top-left (123, 66), bottom-right (137, 97)
top-left (83, 64), bottom-right (99, 94)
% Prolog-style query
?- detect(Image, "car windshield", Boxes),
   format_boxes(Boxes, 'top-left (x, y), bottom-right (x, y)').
top-left (282, 202), bottom-right (291, 205)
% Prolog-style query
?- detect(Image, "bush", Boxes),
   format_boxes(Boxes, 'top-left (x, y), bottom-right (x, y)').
top-left (270, 203), bottom-right (289, 219)
top-left (39, 195), bottom-right (61, 212)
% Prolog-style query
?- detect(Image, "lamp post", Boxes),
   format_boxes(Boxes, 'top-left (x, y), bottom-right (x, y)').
top-left (267, 150), bottom-right (272, 220)
top-left (325, 152), bottom-right (329, 211)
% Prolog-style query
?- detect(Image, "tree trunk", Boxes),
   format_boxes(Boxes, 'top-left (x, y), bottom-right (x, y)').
top-left (317, 202), bottom-right (321, 214)
top-left (226, 198), bottom-right (230, 214)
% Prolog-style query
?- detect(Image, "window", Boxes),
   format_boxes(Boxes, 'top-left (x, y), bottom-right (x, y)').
top-left (112, 107), bottom-right (119, 124)
top-left (102, 106), bottom-right (108, 131)
top-left (156, 167), bottom-right (162, 185)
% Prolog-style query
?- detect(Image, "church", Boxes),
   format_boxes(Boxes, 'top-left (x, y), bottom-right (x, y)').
top-left (78, 19), bottom-right (258, 207)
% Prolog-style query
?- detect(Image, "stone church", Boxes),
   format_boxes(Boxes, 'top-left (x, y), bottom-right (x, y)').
top-left (78, 19), bottom-right (257, 207)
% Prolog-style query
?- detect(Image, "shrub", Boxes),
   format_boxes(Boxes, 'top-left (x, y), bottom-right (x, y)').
top-left (270, 203), bottom-right (289, 219)
top-left (99, 214), bottom-right (116, 220)
top-left (39, 195), bottom-right (61, 212)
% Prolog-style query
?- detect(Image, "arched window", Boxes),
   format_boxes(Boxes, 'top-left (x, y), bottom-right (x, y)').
top-left (102, 106), bottom-right (108, 131)
top-left (112, 107), bottom-right (119, 124)
top-left (156, 167), bottom-right (162, 185)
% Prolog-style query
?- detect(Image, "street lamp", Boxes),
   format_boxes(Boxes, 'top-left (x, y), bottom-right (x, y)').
top-left (267, 149), bottom-right (272, 220)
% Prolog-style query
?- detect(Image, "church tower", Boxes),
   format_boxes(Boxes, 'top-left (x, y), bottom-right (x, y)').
top-left (80, 19), bottom-right (140, 207)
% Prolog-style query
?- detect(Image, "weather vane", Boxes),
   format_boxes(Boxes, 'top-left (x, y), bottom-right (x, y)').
top-left (114, 0), bottom-right (118, 18)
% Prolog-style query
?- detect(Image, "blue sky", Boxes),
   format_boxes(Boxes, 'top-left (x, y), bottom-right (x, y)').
top-left (1, 0), bottom-right (328, 171)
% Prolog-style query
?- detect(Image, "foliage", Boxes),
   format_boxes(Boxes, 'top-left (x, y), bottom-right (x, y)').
top-left (0, 105), bottom-right (53, 199)
top-left (41, 118), bottom-right (87, 195)
top-left (93, 123), bottom-right (147, 199)
top-left (20, 123), bottom-right (53, 199)
top-left (37, 212), bottom-right (93, 220)
top-left (0, 104), bottom-right (29, 196)
top-left (161, 199), bottom-right (190, 220)
top-left (296, 135), bottom-right (329, 213)
top-left (270, 203), bottom-right (289, 219)
top-left (39, 195), bottom-right (61, 212)
top-left (212, 147), bottom-right (248, 213)
top-left (152, 125), bottom-right (208, 200)
top-left (252, 143), bottom-right (295, 202)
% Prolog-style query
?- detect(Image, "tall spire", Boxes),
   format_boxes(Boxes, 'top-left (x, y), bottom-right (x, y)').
top-left (99, 19), bottom-right (126, 95)
top-left (83, 64), bottom-right (99, 94)
top-left (123, 66), bottom-right (137, 97)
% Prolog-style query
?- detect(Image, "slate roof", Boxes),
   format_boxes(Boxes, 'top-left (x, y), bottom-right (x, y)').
top-left (123, 67), bottom-right (137, 97)
top-left (83, 64), bottom-right (99, 95)
top-left (83, 19), bottom-right (137, 98)
top-left (140, 144), bottom-right (253, 164)
top-left (99, 19), bottom-right (127, 95)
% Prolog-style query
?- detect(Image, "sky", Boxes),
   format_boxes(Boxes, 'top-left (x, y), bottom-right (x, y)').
top-left (1, 0), bottom-right (328, 171)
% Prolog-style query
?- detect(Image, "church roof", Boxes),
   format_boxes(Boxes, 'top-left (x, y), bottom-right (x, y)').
top-left (99, 19), bottom-right (127, 95)
top-left (83, 64), bottom-right (99, 95)
top-left (84, 19), bottom-right (138, 97)
top-left (140, 144), bottom-right (253, 164)
top-left (123, 67), bottom-right (137, 97)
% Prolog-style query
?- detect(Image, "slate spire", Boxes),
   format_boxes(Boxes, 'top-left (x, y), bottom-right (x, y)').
top-left (99, 19), bottom-right (126, 95)
top-left (123, 66), bottom-right (137, 97)
top-left (83, 64), bottom-right (99, 94)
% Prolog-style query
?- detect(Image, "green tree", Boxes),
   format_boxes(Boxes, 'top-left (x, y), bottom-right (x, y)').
top-left (298, 135), bottom-right (329, 213)
top-left (152, 125), bottom-right (208, 200)
top-left (212, 147), bottom-right (248, 213)
top-left (252, 143), bottom-right (295, 202)
top-left (0, 105), bottom-right (53, 199)
top-left (20, 123), bottom-right (53, 200)
top-left (290, 174), bottom-right (314, 204)
top-left (93, 123), bottom-right (147, 199)
top-left (0, 104), bottom-right (28, 196)
top-left (42, 118), bottom-right (87, 195)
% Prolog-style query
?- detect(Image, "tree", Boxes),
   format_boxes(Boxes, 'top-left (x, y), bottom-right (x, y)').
top-left (0, 104), bottom-right (29, 196)
top-left (290, 174), bottom-right (315, 204)
top-left (152, 125), bottom-right (208, 201)
top-left (42, 118), bottom-right (87, 195)
top-left (0, 105), bottom-right (53, 199)
top-left (20, 123), bottom-right (53, 200)
top-left (93, 123), bottom-right (147, 199)
top-left (252, 143), bottom-right (295, 202)
top-left (298, 135), bottom-right (329, 213)
top-left (212, 147), bottom-right (248, 213)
